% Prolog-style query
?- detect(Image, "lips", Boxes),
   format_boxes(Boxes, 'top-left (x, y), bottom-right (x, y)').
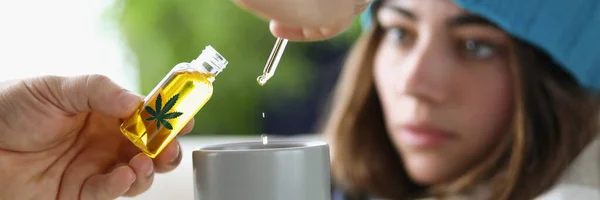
top-left (395, 122), bottom-right (456, 148)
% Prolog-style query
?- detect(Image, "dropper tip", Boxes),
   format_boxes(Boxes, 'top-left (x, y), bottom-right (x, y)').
top-left (257, 75), bottom-right (269, 86)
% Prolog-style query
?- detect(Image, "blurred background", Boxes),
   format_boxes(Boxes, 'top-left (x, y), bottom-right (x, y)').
top-left (0, 0), bottom-right (361, 137)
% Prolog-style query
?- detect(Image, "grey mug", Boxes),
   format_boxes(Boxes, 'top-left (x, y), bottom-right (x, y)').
top-left (192, 139), bottom-right (331, 200)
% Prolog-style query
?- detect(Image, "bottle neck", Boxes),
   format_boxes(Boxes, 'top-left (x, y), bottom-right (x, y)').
top-left (191, 60), bottom-right (222, 76)
top-left (190, 45), bottom-right (228, 76)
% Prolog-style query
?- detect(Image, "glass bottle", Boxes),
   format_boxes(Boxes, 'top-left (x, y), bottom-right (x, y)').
top-left (120, 45), bottom-right (228, 158)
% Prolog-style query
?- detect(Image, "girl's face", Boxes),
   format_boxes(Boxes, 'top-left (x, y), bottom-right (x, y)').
top-left (374, 0), bottom-right (514, 184)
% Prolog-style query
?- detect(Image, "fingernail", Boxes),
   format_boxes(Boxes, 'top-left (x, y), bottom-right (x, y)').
top-left (146, 162), bottom-right (154, 177)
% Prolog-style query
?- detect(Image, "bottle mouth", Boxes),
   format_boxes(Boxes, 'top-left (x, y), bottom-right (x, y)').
top-left (192, 45), bottom-right (229, 74)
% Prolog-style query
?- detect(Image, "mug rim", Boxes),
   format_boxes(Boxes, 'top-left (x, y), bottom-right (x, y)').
top-left (193, 140), bottom-right (328, 152)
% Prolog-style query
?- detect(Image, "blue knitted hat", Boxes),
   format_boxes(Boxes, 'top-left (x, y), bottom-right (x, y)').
top-left (360, 0), bottom-right (600, 91)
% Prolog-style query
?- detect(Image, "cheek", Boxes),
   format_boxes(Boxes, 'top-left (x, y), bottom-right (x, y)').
top-left (461, 61), bottom-right (515, 142)
top-left (373, 46), bottom-right (399, 127)
top-left (374, 43), bottom-right (397, 86)
top-left (436, 63), bottom-right (515, 181)
top-left (460, 68), bottom-right (514, 156)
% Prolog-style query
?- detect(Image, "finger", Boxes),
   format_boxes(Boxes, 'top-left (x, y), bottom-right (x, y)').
top-left (42, 74), bottom-right (141, 118)
top-left (232, 0), bottom-right (354, 27)
top-left (153, 140), bottom-right (183, 173)
top-left (123, 153), bottom-right (155, 197)
top-left (269, 21), bottom-right (350, 41)
top-left (80, 165), bottom-right (136, 200)
top-left (179, 118), bottom-right (195, 135)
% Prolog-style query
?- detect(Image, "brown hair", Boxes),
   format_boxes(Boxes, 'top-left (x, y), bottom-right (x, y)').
top-left (322, 6), bottom-right (600, 200)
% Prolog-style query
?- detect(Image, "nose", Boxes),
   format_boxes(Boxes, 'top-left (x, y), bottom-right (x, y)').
top-left (395, 39), bottom-right (449, 104)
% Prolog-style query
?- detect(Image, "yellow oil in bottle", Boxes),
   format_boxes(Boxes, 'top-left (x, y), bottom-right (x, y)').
top-left (121, 70), bottom-right (214, 158)
top-left (120, 45), bottom-right (228, 158)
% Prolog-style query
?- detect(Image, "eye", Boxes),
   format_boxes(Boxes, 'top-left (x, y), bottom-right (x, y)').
top-left (386, 27), bottom-right (414, 45)
top-left (464, 40), bottom-right (496, 58)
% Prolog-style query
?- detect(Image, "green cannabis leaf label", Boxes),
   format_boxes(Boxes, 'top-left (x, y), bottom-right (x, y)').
top-left (145, 93), bottom-right (183, 130)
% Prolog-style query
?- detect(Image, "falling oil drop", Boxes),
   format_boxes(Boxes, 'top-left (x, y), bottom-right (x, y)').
top-left (261, 134), bottom-right (268, 145)
top-left (260, 112), bottom-right (268, 144)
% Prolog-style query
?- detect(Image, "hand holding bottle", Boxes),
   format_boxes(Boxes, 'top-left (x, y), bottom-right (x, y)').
top-left (0, 75), bottom-right (193, 199)
top-left (232, 0), bottom-right (372, 41)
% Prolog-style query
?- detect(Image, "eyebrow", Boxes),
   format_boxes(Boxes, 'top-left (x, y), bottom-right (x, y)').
top-left (448, 14), bottom-right (498, 28)
top-left (380, 5), bottom-right (498, 28)
top-left (381, 5), bottom-right (417, 20)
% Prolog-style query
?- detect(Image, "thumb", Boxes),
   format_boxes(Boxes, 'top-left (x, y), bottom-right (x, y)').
top-left (42, 74), bottom-right (141, 118)
top-left (80, 166), bottom-right (136, 200)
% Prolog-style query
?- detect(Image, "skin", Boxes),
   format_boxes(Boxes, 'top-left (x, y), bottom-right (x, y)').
top-left (232, 0), bottom-right (369, 41)
top-left (373, 0), bottom-right (515, 184)
top-left (0, 75), bottom-right (193, 200)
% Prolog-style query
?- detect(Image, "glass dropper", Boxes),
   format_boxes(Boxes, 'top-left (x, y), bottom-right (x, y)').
top-left (257, 37), bottom-right (288, 86)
